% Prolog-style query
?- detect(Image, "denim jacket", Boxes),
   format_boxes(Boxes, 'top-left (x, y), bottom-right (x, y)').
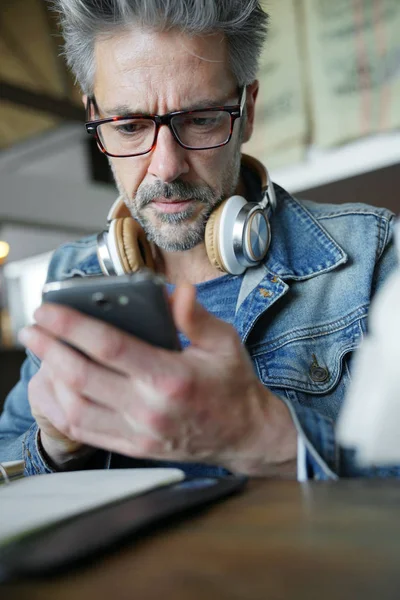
top-left (0, 184), bottom-right (399, 480)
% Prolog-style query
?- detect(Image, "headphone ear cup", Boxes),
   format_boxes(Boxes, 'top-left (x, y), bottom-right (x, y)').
top-left (114, 217), bottom-right (155, 273)
top-left (205, 200), bottom-right (228, 271)
top-left (206, 195), bottom-right (249, 275)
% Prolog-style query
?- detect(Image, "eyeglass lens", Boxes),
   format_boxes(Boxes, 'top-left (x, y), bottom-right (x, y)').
top-left (97, 110), bottom-right (232, 156)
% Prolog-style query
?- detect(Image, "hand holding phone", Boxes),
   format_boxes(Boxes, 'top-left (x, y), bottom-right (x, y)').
top-left (42, 270), bottom-right (180, 351)
top-left (24, 271), bottom-right (180, 469)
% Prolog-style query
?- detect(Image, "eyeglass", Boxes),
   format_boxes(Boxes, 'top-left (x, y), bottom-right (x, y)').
top-left (85, 87), bottom-right (246, 158)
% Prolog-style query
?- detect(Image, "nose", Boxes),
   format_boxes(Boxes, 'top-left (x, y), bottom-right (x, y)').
top-left (147, 124), bottom-right (190, 183)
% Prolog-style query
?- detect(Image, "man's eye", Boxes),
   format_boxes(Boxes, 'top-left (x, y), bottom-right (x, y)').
top-left (115, 123), bottom-right (142, 135)
top-left (113, 120), bottom-right (152, 136)
top-left (189, 117), bottom-right (218, 127)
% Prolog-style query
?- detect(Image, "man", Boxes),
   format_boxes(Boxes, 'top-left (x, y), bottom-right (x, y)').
top-left (0, 0), bottom-right (398, 480)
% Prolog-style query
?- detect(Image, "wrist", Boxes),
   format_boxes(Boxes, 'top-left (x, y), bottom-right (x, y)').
top-left (223, 385), bottom-right (298, 478)
top-left (38, 429), bottom-right (96, 471)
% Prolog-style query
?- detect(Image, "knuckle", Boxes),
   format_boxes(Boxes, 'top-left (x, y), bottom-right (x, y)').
top-left (62, 396), bottom-right (83, 429)
top-left (145, 410), bottom-right (170, 435)
top-left (52, 309), bottom-right (76, 338)
top-left (65, 358), bottom-right (89, 392)
top-left (160, 374), bottom-right (194, 404)
top-left (95, 328), bottom-right (127, 362)
top-left (140, 436), bottom-right (160, 455)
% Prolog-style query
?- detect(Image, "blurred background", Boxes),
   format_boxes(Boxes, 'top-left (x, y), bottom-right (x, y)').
top-left (0, 0), bottom-right (399, 402)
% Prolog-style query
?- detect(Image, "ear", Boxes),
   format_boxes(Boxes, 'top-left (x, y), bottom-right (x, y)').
top-left (242, 81), bottom-right (259, 144)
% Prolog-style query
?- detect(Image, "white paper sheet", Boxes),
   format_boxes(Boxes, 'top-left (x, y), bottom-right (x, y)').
top-left (0, 468), bottom-right (184, 546)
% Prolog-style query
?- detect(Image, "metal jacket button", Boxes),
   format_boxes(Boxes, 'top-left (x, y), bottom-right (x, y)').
top-left (310, 354), bottom-right (330, 383)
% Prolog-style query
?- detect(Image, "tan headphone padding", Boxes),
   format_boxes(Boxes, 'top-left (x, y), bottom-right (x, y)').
top-left (115, 217), bottom-right (155, 272)
top-left (241, 154), bottom-right (268, 189)
top-left (204, 200), bottom-right (228, 271)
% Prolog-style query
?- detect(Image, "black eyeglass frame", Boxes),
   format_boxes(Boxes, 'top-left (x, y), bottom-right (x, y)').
top-left (85, 87), bottom-right (246, 158)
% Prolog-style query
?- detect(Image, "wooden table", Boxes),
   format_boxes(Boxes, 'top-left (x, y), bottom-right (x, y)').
top-left (2, 480), bottom-right (400, 600)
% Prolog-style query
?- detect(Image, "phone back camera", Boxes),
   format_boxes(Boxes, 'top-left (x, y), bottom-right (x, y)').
top-left (92, 292), bottom-right (112, 311)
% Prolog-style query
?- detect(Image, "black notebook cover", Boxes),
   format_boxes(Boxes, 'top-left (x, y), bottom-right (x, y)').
top-left (0, 475), bottom-right (246, 582)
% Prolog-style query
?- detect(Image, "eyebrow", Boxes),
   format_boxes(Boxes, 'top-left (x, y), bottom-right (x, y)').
top-left (101, 94), bottom-right (238, 117)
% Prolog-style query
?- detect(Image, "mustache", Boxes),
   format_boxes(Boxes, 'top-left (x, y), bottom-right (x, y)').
top-left (135, 179), bottom-right (216, 209)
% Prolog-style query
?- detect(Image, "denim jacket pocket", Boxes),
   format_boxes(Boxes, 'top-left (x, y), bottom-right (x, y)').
top-left (252, 314), bottom-right (366, 422)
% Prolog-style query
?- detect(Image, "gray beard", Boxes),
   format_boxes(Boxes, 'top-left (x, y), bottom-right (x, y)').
top-left (109, 150), bottom-right (241, 252)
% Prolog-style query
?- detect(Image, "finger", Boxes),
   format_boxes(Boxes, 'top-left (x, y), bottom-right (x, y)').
top-left (26, 303), bottom-right (173, 377)
top-left (20, 320), bottom-right (192, 416)
top-left (51, 378), bottom-right (172, 458)
top-left (172, 283), bottom-right (236, 352)
top-left (23, 325), bottom-right (133, 409)
top-left (28, 364), bottom-right (69, 434)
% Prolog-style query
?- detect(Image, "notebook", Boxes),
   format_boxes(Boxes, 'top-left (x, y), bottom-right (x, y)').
top-left (0, 466), bottom-right (184, 547)
top-left (0, 461), bottom-right (247, 580)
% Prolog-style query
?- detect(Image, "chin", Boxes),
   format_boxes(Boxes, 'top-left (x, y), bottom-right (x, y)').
top-left (146, 222), bottom-right (205, 252)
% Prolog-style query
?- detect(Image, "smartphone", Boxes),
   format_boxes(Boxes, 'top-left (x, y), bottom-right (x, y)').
top-left (42, 270), bottom-right (181, 351)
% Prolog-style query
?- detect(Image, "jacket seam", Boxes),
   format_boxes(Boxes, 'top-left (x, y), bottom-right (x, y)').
top-left (376, 214), bottom-right (393, 261)
top-left (316, 209), bottom-right (394, 221)
top-left (257, 336), bottom-right (360, 393)
top-left (251, 306), bottom-right (368, 354)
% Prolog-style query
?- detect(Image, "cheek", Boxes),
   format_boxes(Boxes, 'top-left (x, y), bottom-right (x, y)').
top-left (190, 149), bottom-right (234, 194)
top-left (111, 158), bottom-right (149, 198)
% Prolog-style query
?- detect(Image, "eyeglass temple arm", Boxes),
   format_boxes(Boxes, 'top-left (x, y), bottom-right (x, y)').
top-left (86, 96), bottom-right (101, 121)
top-left (240, 86), bottom-right (247, 113)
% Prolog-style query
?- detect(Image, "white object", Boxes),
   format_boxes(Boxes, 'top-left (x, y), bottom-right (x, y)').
top-left (296, 437), bottom-right (308, 482)
top-left (337, 221), bottom-right (400, 465)
top-left (0, 468), bottom-right (184, 546)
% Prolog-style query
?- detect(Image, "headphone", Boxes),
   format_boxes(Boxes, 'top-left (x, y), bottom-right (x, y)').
top-left (97, 154), bottom-right (276, 277)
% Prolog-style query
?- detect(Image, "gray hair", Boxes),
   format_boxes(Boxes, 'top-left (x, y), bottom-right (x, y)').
top-left (52, 1), bottom-right (269, 95)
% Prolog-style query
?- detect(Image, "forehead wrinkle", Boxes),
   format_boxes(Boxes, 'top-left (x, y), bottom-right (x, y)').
top-left (101, 91), bottom-right (237, 117)
top-left (96, 29), bottom-right (224, 84)
top-left (94, 28), bottom-right (234, 116)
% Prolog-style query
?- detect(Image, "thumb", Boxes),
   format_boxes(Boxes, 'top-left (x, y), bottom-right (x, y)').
top-left (171, 283), bottom-right (233, 352)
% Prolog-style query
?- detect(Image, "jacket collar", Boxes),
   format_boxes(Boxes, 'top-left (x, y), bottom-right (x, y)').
top-left (265, 184), bottom-right (348, 280)
top-left (67, 247), bottom-right (103, 278)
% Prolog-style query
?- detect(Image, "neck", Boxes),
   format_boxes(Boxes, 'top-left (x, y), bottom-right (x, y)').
top-left (155, 243), bottom-right (225, 285)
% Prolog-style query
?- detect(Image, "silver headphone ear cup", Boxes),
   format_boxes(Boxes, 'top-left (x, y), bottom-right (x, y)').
top-left (242, 208), bottom-right (271, 263)
top-left (101, 220), bottom-right (126, 275)
top-left (97, 230), bottom-right (115, 276)
top-left (214, 197), bottom-right (271, 275)
top-left (216, 195), bottom-right (248, 275)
